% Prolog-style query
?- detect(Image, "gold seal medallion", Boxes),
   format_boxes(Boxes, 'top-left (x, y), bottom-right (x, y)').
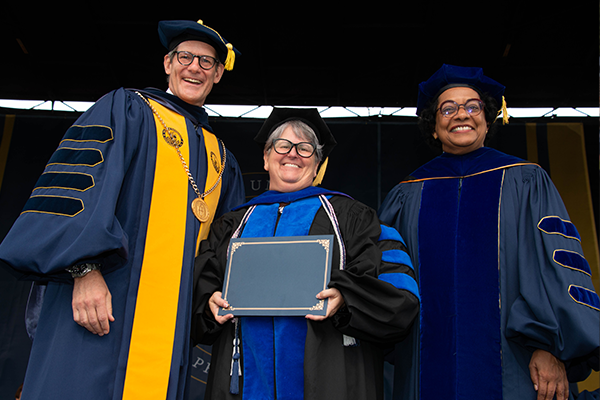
top-left (191, 197), bottom-right (210, 222)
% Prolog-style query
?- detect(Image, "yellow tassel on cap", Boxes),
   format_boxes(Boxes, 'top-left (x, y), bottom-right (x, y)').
top-left (494, 96), bottom-right (510, 125)
top-left (196, 19), bottom-right (235, 71)
top-left (312, 157), bottom-right (329, 186)
top-left (501, 96), bottom-right (509, 125)
top-left (224, 43), bottom-right (235, 71)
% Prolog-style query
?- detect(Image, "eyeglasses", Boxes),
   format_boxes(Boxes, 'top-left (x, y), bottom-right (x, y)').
top-left (272, 138), bottom-right (316, 158)
top-left (175, 51), bottom-right (219, 70)
top-left (437, 99), bottom-right (484, 118)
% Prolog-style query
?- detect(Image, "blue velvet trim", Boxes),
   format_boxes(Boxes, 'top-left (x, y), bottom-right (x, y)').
top-left (379, 224), bottom-right (407, 245)
top-left (239, 195), bottom-right (324, 399)
top-left (418, 178), bottom-right (458, 399)
top-left (538, 216), bottom-right (581, 241)
top-left (418, 171), bottom-right (503, 400)
top-left (47, 148), bottom-right (104, 167)
top-left (240, 203), bottom-right (279, 237)
top-left (554, 250), bottom-right (591, 276)
top-left (381, 250), bottom-right (413, 270)
top-left (410, 147), bottom-right (526, 180)
top-left (378, 273), bottom-right (420, 300)
top-left (569, 285), bottom-right (600, 311)
top-left (274, 317), bottom-right (306, 400)
top-left (454, 172), bottom-right (502, 400)
top-left (22, 195), bottom-right (84, 217)
top-left (63, 125), bottom-right (114, 142)
top-left (240, 317), bottom-right (275, 397)
top-left (233, 186), bottom-right (349, 210)
top-left (35, 172), bottom-right (94, 192)
top-left (276, 197), bottom-right (321, 236)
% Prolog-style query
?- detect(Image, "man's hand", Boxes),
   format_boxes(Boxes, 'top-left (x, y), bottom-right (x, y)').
top-left (72, 270), bottom-right (114, 336)
top-left (529, 349), bottom-right (569, 400)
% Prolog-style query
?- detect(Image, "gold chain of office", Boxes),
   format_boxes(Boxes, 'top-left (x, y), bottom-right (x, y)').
top-left (136, 91), bottom-right (226, 222)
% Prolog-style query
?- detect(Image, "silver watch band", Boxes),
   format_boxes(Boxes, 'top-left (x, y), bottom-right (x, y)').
top-left (66, 263), bottom-right (101, 278)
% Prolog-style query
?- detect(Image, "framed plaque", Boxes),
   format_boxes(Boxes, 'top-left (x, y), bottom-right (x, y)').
top-left (218, 235), bottom-right (333, 316)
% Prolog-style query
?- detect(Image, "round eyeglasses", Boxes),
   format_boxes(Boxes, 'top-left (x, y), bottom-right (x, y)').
top-left (437, 99), bottom-right (484, 118)
top-left (175, 51), bottom-right (219, 70)
top-left (272, 138), bottom-right (316, 158)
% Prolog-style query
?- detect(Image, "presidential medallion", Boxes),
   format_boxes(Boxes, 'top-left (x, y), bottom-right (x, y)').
top-left (192, 197), bottom-right (210, 222)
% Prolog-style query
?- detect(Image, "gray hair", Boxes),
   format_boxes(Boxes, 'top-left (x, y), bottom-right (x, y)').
top-left (264, 120), bottom-right (324, 163)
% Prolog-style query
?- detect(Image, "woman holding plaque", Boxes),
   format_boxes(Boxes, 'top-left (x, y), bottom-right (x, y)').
top-left (192, 107), bottom-right (420, 400)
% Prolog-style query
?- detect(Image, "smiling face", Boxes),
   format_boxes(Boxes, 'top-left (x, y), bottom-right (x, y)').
top-left (263, 126), bottom-right (320, 193)
top-left (163, 40), bottom-right (224, 107)
top-left (434, 87), bottom-right (489, 155)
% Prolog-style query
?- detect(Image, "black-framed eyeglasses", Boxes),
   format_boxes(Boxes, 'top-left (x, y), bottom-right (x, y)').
top-left (437, 99), bottom-right (484, 118)
top-left (175, 51), bottom-right (219, 70)
top-left (272, 138), bottom-right (316, 158)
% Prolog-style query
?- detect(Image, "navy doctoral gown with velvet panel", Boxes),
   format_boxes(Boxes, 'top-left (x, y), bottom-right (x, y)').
top-left (0, 88), bottom-right (245, 400)
top-left (378, 147), bottom-right (599, 400)
top-left (193, 187), bottom-right (420, 400)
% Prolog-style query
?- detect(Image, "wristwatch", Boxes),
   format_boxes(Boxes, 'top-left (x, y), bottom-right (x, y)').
top-left (67, 263), bottom-right (101, 278)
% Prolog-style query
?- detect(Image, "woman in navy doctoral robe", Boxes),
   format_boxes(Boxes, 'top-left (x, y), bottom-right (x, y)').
top-left (378, 64), bottom-right (599, 400)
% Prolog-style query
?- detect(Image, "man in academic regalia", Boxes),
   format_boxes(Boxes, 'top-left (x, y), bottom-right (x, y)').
top-left (378, 64), bottom-right (599, 400)
top-left (0, 19), bottom-right (244, 400)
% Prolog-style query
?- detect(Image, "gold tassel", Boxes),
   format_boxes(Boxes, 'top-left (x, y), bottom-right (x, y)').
top-left (224, 43), bottom-right (235, 71)
top-left (312, 157), bottom-right (329, 186)
top-left (501, 96), bottom-right (509, 125)
top-left (196, 19), bottom-right (235, 71)
top-left (494, 96), bottom-right (510, 125)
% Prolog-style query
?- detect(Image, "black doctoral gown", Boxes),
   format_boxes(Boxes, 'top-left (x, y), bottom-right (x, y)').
top-left (193, 187), bottom-right (420, 400)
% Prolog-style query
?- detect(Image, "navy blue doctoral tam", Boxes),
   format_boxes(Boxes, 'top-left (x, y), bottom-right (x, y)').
top-left (158, 19), bottom-right (241, 71)
top-left (416, 64), bottom-right (505, 116)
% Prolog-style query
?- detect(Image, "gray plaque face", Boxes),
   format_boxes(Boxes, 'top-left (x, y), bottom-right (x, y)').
top-left (218, 235), bottom-right (333, 316)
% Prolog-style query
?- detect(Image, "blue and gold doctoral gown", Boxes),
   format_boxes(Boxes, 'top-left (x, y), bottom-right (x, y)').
top-left (192, 187), bottom-right (421, 400)
top-left (0, 88), bottom-right (245, 400)
top-left (378, 147), bottom-right (599, 400)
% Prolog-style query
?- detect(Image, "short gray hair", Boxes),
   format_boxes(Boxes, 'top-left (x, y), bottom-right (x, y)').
top-left (264, 120), bottom-right (323, 163)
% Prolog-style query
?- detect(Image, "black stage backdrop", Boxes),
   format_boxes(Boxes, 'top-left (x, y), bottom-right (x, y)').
top-left (0, 111), bottom-right (598, 399)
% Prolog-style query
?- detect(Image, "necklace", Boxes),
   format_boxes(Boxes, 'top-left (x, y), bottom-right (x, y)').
top-left (136, 92), bottom-right (226, 222)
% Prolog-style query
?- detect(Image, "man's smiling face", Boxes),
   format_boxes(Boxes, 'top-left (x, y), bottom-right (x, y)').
top-left (163, 40), bottom-right (224, 107)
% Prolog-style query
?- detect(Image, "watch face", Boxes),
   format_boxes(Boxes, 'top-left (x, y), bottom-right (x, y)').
top-left (68, 263), bottom-right (100, 278)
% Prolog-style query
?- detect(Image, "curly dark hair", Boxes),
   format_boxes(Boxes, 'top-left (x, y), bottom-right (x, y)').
top-left (417, 90), bottom-right (500, 150)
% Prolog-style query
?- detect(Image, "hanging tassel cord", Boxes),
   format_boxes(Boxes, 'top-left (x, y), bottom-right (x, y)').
top-left (224, 209), bottom-right (256, 396)
top-left (229, 319), bottom-right (241, 394)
